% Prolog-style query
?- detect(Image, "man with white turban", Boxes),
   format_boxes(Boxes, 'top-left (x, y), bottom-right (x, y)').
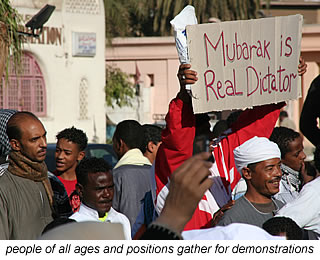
top-left (217, 136), bottom-right (284, 228)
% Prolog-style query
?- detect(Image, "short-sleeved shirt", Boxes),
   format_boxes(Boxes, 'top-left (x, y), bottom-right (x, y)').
top-left (218, 196), bottom-right (284, 228)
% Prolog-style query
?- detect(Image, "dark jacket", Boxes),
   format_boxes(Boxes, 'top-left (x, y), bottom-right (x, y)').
top-left (300, 74), bottom-right (320, 146)
top-left (112, 164), bottom-right (152, 227)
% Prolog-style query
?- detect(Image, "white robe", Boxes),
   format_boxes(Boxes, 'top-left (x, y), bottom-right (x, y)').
top-left (276, 176), bottom-right (320, 235)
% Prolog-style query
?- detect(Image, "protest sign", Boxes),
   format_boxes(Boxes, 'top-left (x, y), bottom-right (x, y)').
top-left (186, 15), bottom-right (303, 113)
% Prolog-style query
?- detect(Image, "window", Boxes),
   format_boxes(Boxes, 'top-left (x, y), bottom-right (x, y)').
top-left (0, 52), bottom-right (47, 116)
top-left (79, 78), bottom-right (88, 119)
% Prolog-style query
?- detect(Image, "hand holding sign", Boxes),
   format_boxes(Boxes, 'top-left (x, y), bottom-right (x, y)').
top-left (298, 56), bottom-right (307, 76)
top-left (177, 64), bottom-right (198, 87)
top-left (177, 64), bottom-right (197, 103)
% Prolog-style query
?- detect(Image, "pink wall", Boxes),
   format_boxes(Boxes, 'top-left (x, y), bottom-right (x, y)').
top-left (106, 37), bottom-right (180, 121)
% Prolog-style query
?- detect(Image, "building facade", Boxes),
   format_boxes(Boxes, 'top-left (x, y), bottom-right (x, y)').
top-left (2, 0), bottom-right (106, 143)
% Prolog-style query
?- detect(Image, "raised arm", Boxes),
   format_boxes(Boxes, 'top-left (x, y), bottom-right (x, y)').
top-left (155, 64), bottom-right (197, 200)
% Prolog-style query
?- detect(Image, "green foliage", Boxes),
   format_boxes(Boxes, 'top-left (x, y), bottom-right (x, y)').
top-left (105, 65), bottom-right (135, 108)
top-left (105, 0), bottom-right (266, 38)
top-left (0, 0), bottom-right (23, 78)
top-left (105, 0), bottom-right (130, 41)
top-left (105, 0), bottom-right (156, 40)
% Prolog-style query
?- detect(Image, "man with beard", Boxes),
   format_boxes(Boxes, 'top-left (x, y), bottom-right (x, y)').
top-left (70, 157), bottom-right (131, 239)
top-left (217, 136), bottom-right (284, 228)
top-left (0, 112), bottom-right (53, 239)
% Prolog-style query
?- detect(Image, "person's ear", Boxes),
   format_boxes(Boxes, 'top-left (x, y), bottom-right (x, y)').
top-left (9, 139), bottom-right (21, 151)
top-left (76, 183), bottom-right (84, 198)
top-left (113, 138), bottom-right (120, 149)
top-left (147, 141), bottom-right (155, 153)
top-left (119, 139), bottom-right (129, 154)
top-left (77, 151), bottom-right (85, 162)
top-left (242, 167), bottom-right (252, 181)
top-left (113, 137), bottom-right (122, 152)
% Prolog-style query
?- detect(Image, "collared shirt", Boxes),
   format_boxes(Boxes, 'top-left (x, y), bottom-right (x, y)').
top-left (70, 203), bottom-right (131, 240)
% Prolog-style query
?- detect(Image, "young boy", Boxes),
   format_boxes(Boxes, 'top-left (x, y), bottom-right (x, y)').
top-left (55, 126), bottom-right (88, 212)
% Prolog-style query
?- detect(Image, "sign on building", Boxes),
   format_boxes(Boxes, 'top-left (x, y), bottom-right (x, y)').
top-left (72, 32), bottom-right (96, 57)
top-left (186, 15), bottom-right (302, 113)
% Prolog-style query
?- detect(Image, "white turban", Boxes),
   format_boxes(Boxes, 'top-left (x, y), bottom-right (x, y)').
top-left (233, 136), bottom-right (281, 175)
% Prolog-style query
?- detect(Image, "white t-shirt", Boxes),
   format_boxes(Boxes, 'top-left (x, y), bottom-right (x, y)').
top-left (70, 203), bottom-right (131, 240)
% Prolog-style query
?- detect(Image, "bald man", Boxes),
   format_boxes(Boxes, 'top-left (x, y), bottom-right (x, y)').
top-left (0, 111), bottom-right (53, 239)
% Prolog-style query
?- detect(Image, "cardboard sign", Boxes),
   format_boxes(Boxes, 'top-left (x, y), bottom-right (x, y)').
top-left (186, 15), bottom-right (302, 113)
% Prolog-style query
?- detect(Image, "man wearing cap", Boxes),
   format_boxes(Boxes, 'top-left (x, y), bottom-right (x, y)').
top-left (217, 136), bottom-right (284, 228)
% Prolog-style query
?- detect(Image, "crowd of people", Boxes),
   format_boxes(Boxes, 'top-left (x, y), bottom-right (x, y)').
top-left (1, 55), bottom-right (320, 240)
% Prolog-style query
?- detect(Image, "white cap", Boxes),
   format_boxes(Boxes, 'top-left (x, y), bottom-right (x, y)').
top-left (233, 136), bottom-right (281, 175)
